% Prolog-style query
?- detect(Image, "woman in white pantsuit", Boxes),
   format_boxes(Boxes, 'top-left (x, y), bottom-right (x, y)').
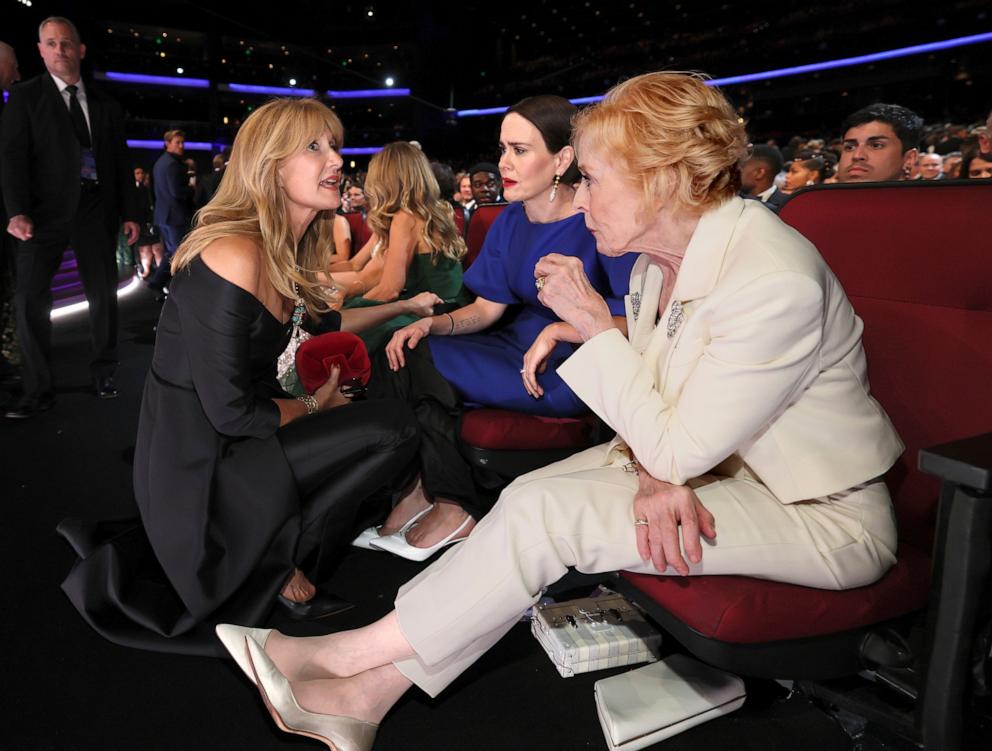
top-left (217, 72), bottom-right (903, 750)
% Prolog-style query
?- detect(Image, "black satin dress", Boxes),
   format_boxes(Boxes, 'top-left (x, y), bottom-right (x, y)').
top-left (59, 256), bottom-right (419, 655)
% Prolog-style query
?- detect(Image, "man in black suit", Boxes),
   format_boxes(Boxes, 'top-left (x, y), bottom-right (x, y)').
top-left (1, 17), bottom-right (139, 418)
top-left (147, 128), bottom-right (192, 291)
top-left (740, 144), bottom-right (789, 213)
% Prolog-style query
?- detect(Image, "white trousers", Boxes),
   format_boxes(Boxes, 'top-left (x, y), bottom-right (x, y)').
top-left (393, 445), bottom-right (897, 697)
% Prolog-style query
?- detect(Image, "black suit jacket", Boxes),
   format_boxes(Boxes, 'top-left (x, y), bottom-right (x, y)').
top-left (152, 150), bottom-right (193, 227)
top-left (0, 74), bottom-right (139, 230)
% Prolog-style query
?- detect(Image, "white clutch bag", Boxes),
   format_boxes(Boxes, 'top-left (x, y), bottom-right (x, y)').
top-left (531, 594), bottom-right (661, 678)
top-left (594, 654), bottom-right (746, 751)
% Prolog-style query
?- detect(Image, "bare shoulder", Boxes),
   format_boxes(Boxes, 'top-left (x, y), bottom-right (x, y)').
top-left (390, 209), bottom-right (420, 231)
top-left (200, 235), bottom-right (263, 296)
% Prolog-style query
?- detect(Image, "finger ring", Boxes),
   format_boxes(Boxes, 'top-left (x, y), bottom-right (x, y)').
top-left (633, 519), bottom-right (649, 527)
top-left (534, 276), bottom-right (547, 291)
top-left (519, 368), bottom-right (526, 374)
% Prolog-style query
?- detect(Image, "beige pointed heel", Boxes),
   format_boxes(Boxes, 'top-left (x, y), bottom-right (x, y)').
top-left (215, 624), bottom-right (274, 685)
top-left (245, 636), bottom-right (378, 751)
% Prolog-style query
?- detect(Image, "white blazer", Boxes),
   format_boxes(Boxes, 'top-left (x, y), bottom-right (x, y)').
top-left (558, 197), bottom-right (903, 503)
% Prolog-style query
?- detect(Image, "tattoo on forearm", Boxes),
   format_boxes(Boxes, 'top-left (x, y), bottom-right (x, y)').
top-left (453, 314), bottom-right (482, 332)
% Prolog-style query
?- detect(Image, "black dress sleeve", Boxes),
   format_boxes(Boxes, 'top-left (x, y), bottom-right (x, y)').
top-left (303, 310), bottom-right (342, 335)
top-left (172, 272), bottom-right (283, 439)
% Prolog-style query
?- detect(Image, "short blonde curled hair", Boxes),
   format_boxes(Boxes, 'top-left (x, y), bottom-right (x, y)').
top-left (573, 72), bottom-right (748, 214)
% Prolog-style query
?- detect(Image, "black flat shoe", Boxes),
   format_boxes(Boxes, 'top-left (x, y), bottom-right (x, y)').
top-left (5, 393), bottom-right (55, 420)
top-left (277, 592), bottom-right (354, 621)
top-left (95, 375), bottom-right (119, 399)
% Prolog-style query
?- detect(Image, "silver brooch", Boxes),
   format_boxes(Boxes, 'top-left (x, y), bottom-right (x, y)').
top-left (630, 292), bottom-right (641, 321)
top-left (666, 300), bottom-right (684, 339)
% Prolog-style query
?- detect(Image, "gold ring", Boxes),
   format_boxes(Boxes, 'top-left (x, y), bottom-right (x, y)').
top-left (535, 276), bottom-right (547, 291)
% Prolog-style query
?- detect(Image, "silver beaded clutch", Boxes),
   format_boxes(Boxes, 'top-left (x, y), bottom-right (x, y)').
top-left (531, 594), bottom-right (661, 678)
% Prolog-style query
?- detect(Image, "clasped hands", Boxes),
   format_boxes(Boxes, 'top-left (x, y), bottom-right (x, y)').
top-left (633, 465), bottom-right (717, 576)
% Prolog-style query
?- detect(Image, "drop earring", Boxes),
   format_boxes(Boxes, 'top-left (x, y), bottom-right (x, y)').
top-left (549, 173), bottom-right (561, 202)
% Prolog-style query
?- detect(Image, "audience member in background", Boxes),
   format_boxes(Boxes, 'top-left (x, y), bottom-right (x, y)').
top-left (963, 155), bottom-right (992, 179)
top-left (216, 73), bottom-right (903, 751)
top-left (980, 111), bottom-right (992, 154)
top-left (783, 149), bottom-right (835, 193)
top-left (149, 129), bottom-right (194, 291)
top-left (200, 152), bottom-right (227, 204)
top-left (454, 171), bottom-right (473, 207)
top-left (0, 40), bottom-right (20, 389)
top-left (468, 162), bottom-right (502, 205)
top-left (942, 152), bottom-right (962, 180)
top-left (132, 167), bottom-right (164, 280)
top-left (780, 135), bottom-right (806, 162)
top-left (345, 183), bottom-right (367, 217)
top-left (184, 157), bottom-right (205, 208)
top-left (58, 97), bottom-right (422, 654)
top-left (740, 144), bottom-right (788, 212)
top-left (1, 16), bottom-right (140, 417)
top-left (359, 95), bottom-right (634, 561)
top-left (836, 103), bottom-right (923, 183)
top-left (916, 153), bottom-right (943, 180)
top-left (935, 123), bottom-right (968, 155)
top-left (327, 142), bottom-right (467, 353)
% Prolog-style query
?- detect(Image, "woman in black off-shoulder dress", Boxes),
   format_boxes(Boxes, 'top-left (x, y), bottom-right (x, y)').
top-left (58, 98), bottom-right (421, 656)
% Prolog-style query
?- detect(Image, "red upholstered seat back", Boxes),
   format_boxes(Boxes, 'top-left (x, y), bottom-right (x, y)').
top-left (452, 206), bottom-right (466, 237)
top-left (465, 203), bottom-right (507, 268)
top-left (343, 211), bottom-right (372, 251)
top-left (780, 182), bottom-right (992, 550)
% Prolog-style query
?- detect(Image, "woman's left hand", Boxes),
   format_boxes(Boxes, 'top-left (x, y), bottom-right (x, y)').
top-left (534, 254), bottom-right (614, 341)
top-left (520, 323), bottom-right (562, 398)
top-left (632, 470), bottom-right (717, 576)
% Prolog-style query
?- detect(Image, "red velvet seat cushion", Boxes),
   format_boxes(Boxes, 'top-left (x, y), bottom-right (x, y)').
top-left (614, 184), bottom-right (982, 647)
top-left (460, 408), bottom-right (595, 451)
top-left (621, 543), bottom-right (931, 643)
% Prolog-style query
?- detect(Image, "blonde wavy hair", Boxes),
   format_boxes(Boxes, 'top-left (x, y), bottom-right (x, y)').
top-left (573, 72), bottom-right (748, 215)
top-left (171, 98), bottom-right (345, 317)
top-left (365, 142), bottom-right (466, 264)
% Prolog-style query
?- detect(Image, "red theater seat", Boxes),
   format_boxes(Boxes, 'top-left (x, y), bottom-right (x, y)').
top-left (452, 205), bottom-right (466, 237)
top-left (464, 203), bottom-right (506, 269)
top-left (342, 211), bottom-right (372, 251)
top-left (611, 181), bottom-right (992, 750)
top-left (456, 200), bottom-right (607, 480)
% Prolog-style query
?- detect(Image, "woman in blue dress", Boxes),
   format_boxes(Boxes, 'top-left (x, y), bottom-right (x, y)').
top-left (361, 95), bottom-right (636, 560)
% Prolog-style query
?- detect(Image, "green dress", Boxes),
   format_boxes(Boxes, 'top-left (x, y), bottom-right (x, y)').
top-left (344, 252), bottom-right (468, 353)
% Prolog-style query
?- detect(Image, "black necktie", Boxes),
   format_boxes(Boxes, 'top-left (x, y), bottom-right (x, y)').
top-left (65, 84), bottom-right (92, 148)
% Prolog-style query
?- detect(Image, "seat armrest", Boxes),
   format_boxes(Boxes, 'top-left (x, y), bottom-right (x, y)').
top-left (918, 431), bottom-right (992, 493)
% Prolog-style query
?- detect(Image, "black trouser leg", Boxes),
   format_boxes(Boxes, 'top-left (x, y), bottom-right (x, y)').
top-left (277, 398), bottom-right (420, 584)
top-left (69, 192), bottom-right (118, 378)
top-left (13, 231), bottom-right (68, 398)
top-left (366, 345), bottom-right (483, 517)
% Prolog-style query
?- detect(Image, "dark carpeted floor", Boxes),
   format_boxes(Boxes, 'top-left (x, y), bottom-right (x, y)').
top-left (0, 286), bottom-right (933, 751)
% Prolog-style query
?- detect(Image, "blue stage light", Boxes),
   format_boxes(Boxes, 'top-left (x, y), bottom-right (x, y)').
top-left (456, 31), bottom-right (992, 117)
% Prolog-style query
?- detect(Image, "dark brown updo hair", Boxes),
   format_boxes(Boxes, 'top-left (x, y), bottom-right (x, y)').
top-left (503, 95), bottom-right (582, 184)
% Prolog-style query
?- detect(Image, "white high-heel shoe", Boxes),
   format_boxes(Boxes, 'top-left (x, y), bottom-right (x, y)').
top-left (245, 636), bottom-right (378, 751)
top-left (215, 624), bottom-right (274, 686)
top-left (350, 504), bottom-right (433, 550)
top-left (368, 514), bottom-right (472, 562)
